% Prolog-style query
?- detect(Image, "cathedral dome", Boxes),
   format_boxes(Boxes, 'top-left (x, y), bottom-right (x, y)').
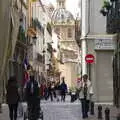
top-left (52, 8), bottom-right (74, 23)
top-left (51, 0), bottom-right (74, 24)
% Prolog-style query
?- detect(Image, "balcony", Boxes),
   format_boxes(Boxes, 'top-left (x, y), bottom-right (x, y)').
top-left (17, 25), bottom-right (27, 46)
top-left (27, 18), bottom-right (37, 37)
top-left (100, 0), bottom-right (120, 34)
top-left (36, 53), bottom-right (44, 63)
top-left (33, 18), bottom-right (44, 33)
top-left (47, 43), bottom-right (53, 53)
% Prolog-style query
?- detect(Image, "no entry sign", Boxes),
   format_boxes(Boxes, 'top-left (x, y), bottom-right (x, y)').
top-left (85, 54), bottom-right (94, 64)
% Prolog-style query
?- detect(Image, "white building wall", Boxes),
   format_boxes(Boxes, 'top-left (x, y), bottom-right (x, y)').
top-left (29, 2), bottom-right (46, 75)
top-left (80, 0), bottom-right (114, 102)
top-left (44, 28), bottom-right (53, 70)
top-left (81, 0), bottom-right (89, 37)
top-left (89, 0), bottom-right (106, 34)
top-left (52, 32), bottom-right (59, 58)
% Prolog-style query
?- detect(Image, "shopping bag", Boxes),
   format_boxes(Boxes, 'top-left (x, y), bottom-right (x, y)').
top-left (17, 102), bottom-right (24, 117)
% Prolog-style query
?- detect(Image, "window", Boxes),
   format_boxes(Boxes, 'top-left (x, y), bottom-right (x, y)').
top-left (68, 28), bottom-right (72, 38)
top-left (61, 1), bottom-right (64, 7)
top-left (55, 27), bottom-right (60, 35)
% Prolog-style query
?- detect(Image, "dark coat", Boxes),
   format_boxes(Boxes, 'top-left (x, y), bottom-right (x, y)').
top-left (60, 83), bottom-right (67, 92)
top-left (6, 82), bottom-right (19, 104)
top-left (25, 80), bottom-right (40, 103)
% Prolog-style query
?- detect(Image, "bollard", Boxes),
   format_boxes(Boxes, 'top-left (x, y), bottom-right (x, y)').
top-left (98, 105), bottom-right (102, 119)
top-left (117, 113), bottom-right (120, 120)
top-left (90, 101), bottom-right (94, 115)
top-left (105, 107), bottom-right (110, 120)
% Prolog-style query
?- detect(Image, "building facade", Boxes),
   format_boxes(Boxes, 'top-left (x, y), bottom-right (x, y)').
top-left (27, 0), bottom-right (45, 82)
top-left (80, 0), bottom-right (116, 103)
top-left (100, 0), bottom-right (120, 107)
top-left (0, 0), bottom-right (21, 106)
top-left (27, 0), bottom-right (54, 82)
top-left (52, 0), bottom-right (80, 88)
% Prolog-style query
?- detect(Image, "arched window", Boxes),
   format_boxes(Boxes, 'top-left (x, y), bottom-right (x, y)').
top-left (68, 28), bottom-right (72, 38)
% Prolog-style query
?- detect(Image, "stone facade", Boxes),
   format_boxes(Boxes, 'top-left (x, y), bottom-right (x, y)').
top-left (52, 0), bottom-right (80, 88)
top-left (0, 0), bottom-right (20, 103)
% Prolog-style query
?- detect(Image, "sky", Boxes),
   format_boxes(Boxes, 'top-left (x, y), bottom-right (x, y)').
top-left (43, 0), bottom-right (80, 17)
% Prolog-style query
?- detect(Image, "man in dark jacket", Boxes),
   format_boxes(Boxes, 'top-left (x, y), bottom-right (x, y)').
top-left (6, 76), bottom-right (19, 120)
top-left (60, 78), bottom-right (67, 102)
top-left (25, 75), bottom-right (40, 120)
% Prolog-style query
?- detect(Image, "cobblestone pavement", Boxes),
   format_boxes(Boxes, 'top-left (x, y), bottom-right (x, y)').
top-left (0, 96), bottom-right (120, 120)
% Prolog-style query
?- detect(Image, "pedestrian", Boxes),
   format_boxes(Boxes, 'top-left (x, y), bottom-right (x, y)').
top-left (55, 81), bottom-right (61, 102)
top-left (52, 82), bottom-right (56, 99)
top-left (78, 74), bottom-right (93, 119)
top-left (24, 73), bottom-right (40, 120)
top-left (45, 83), bottom-right (49, 100)
top-left (60, 78), bottom-right (67, 102)
top-left (48, 82), bottom-right (54, 101)
top-left (6, 76), bottom-right (20, 120)
top-left (40, 82), bottom-right (46, 99)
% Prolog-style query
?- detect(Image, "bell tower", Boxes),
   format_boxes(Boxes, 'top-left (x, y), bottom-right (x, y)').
top-left (57, 0), bottom-right (66, 9)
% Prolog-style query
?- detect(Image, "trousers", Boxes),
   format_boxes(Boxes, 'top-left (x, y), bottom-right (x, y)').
top-left (8, 103), bottom-right (18, 120)
top-left (80, 98), bottom-right (89, 118)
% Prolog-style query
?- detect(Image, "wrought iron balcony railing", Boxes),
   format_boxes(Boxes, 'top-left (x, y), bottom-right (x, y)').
top-left (100, 0), bottom-right (120, 34)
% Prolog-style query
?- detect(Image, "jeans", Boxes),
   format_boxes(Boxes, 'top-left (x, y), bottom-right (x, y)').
top-left (8, 103), bottom-right (18, 120)
top-left (80, 98), bottom-right (89, 118)
top-left (61, 91), bottom-right (66, 102)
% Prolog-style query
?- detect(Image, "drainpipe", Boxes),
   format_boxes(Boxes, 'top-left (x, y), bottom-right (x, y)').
top-left (81, 0), bottom-right (90, 75)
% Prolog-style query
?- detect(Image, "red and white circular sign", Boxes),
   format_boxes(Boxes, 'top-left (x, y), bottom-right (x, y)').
top-left (85, 54), bottom-right (95, 64)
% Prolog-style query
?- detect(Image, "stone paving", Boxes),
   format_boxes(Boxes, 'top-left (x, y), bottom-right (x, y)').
top-left (41, 102), bottom-right (81, 120)
top-left (0, 96), bottom-right (120, 120)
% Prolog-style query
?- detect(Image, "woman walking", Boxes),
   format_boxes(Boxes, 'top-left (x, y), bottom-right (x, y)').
top-left (6, 76), bottom-right (19, 120)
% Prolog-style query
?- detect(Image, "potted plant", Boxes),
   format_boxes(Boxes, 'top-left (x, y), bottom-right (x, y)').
top-left (104, 1), bottom-right (111, 10)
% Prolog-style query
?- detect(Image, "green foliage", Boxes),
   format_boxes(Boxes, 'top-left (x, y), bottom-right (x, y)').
top-left (103, 1), bottom-right (111, 10)
top-left (100, 0), bottom-right (111, 16)
top-left (17, 26), bottom-right (26, 43)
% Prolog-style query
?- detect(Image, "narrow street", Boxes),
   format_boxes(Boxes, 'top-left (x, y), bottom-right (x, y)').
top-left (0, 0), bottom-right (120, 119)
top-left (41, 102), bottom-right (81, 120)
top-left (0, 96), bottom-right (82, 120)
top-left (41, 96), bottom-right (81, 120)
top-left (0, 96), bottom-right (119, 120)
